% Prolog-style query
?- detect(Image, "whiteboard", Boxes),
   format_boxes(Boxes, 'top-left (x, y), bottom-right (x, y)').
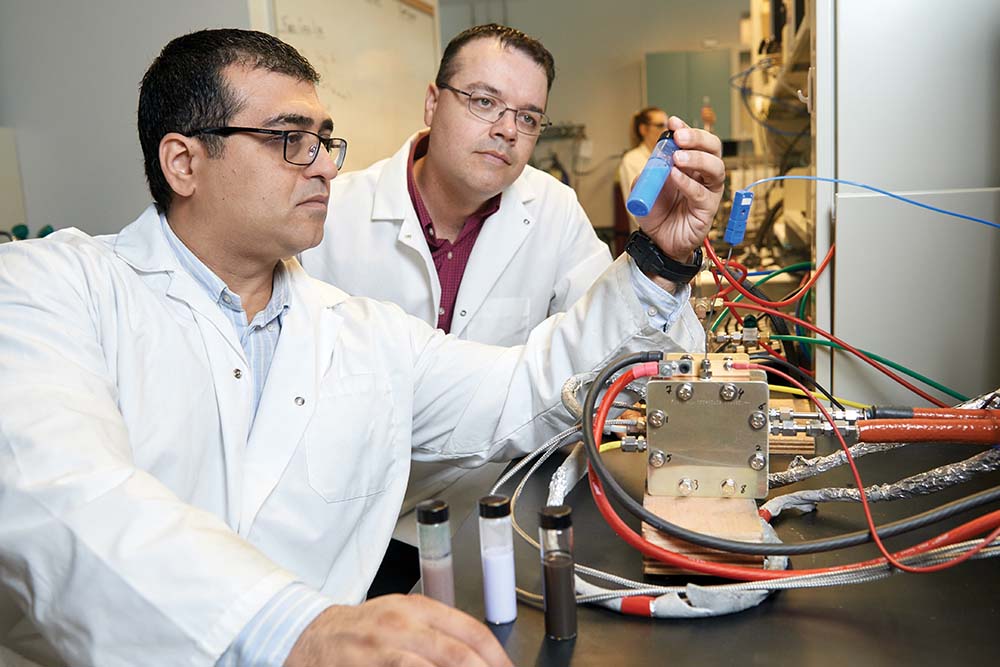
top-left (265, 0), bottom-right (439, 173)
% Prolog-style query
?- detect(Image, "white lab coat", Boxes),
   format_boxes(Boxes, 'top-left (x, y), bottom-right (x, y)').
top-left (299, 134), bottom-right (615, 529)
top-left (0, 206), bottom-right (702, 666)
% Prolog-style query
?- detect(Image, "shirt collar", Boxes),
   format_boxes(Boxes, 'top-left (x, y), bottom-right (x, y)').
top-left (160, 213), bottom-right (290, 322)
top-left (405, 131), bottom-right (502, 243)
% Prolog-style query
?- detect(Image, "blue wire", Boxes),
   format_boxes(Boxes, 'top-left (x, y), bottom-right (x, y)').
top-left (743, 175), bottom-right (1000, 231)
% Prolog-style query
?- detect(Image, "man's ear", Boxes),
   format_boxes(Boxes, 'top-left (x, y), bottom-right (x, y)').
top-left (423, 83), bottom-right (440, 128)
top-left (159, 133), bottom-right (201, 200)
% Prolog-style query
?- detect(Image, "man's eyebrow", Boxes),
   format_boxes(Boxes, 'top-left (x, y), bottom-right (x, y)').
top-left (261, 113), bottom-right (333, 131)
top-left (465, 82), bottom-right (545, 114)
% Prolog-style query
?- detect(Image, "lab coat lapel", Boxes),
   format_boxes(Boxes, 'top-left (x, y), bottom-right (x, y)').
top-left (114, 206), bottom-right (252, 528)
top-left (239, 264), bottom-right (343, 531)
top-left (449, 179), bottom-right (536, 338)
top-left (373, 135), bottom-right (442, 320)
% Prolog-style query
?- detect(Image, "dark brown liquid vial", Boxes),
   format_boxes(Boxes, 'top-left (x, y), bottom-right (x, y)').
top-left (542, 551), bottom-right (577, 640)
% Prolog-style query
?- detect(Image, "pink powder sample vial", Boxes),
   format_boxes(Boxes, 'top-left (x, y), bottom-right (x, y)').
top-left (416, 499), bottom-right (455, 606)
top-left (478, 495), bottom-right (517, 624)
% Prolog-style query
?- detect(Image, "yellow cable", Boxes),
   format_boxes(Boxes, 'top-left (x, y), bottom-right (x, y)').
top-left (768, 384), bottom-right (869, 410)
top-left (599, 440), bottom-right (622, 453)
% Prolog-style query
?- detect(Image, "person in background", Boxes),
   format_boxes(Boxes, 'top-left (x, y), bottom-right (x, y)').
top-left (300, 24), bottom-right (614, 563)
top-left (617, 106), bottom-right (670, 231)
top-left (0, 27), bottom-right (724, 667)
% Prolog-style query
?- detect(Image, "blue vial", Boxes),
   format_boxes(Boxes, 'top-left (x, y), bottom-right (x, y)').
top-left (626, 130), bottom-right (678, 218)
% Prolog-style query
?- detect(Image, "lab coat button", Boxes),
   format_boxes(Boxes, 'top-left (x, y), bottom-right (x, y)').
top-left (459, 309), bottom-right (467, 316)
top-left (523, 218), bottom-right (530, 225)
top-left (294, 396), bottom-right (306, 406)
top-left (233, 368), bottom-right (242, 379)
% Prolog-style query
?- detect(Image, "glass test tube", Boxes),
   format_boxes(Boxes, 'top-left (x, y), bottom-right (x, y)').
top-left (478, 495), bottom-right (518, 624)
top-left (538, 505), bottom-right (577, 640)
top-left (416, 499), bottom-right (455, 606)
top-left (626, 130), bottom-right (678, 218)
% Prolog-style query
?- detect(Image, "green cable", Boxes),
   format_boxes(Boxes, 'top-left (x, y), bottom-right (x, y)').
top-left (769, 334), bottom-right (969, 402)
top-left (709, 261), bottom-right (814, 332)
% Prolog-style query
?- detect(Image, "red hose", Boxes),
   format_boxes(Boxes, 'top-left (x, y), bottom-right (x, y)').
top-left (913, 408), bottom-right (1000, 420)
top-left (858, 418), bottom-right (1000, 444)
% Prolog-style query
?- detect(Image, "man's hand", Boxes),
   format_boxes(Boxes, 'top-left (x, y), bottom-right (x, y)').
top-left (637, 116), bottom-right (725, 263)
top-left (284, 594), bottom-right (514, 667)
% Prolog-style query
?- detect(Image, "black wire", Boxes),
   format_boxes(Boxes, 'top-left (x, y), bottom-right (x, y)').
top-left (750, 351), bottom-right (844, 410)
top-left (582, 353), bottom-right (1000, 556)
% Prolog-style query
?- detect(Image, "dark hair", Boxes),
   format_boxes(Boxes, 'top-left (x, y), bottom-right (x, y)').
top-left (435, 23), bottom-right (555, 92)
top-left (631, 106), bottom-right (665, 146)
top-left (138, 29), bottom-right (319, 213)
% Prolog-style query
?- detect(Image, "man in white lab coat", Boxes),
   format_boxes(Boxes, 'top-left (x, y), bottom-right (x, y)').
top-left (0, 28), bottom-right (723, 667)
top-left (299, 25), bottom-right (621, 554)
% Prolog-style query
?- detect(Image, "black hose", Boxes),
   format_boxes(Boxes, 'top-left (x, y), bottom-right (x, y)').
top-left (582, 353), bottom-right (1000, 556)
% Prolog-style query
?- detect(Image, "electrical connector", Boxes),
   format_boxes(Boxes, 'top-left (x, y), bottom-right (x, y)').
top-left (724, 190), bottom-right (754, 245)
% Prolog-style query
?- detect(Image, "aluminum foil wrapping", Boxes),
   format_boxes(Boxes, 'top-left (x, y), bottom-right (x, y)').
top-left (768, 442), bottom-right (905, 488)
top-left (559, 371), bottom-right (649, 421)
top-left (546, 442), bottom-right (589, 506)
top-left (762, 448), bottom-right (1000, 518)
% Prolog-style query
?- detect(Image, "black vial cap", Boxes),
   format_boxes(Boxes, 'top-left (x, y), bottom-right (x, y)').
top-left (539, 504), bottom-right (572, 530)
top-left (416, 499), bottom-right (449, 525)
top-left (657, 129), bottom-right (675, 143)
top-left (478, 495), bottom-right (511, 518)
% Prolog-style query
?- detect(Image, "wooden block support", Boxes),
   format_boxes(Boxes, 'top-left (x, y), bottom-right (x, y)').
top-left (641, 494), bottom-right (766, 575)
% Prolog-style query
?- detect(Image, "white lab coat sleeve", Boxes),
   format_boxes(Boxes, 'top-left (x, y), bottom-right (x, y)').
top-left (548, 198), bottom-right (614, 315)
top-left (407, 253), bottom-right (703, 464)
top-left (0, 241), bottom-right (294, 667)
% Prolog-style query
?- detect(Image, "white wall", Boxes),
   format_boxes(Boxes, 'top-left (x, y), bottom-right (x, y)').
top-left (440, 0), bottom-right (747, 230)
top-left (0, 0), bottom-right (251, 236)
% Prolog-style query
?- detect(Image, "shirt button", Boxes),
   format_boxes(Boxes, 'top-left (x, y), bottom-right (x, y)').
top-left (294, 396), bottom-right (305, 406)
top-left (459, 309), bottom-right (467, 317)
top-left (647, 306), bottom-right (658, 317)
top-left (233, 368), bottom-right (242, 379)
top-left (222, 294), bottom-right (232, 304)
top-left (447, 251), bottom-right (453, 260)
top-left (438, 307), bottom-right (445, 316)
top-left (428, 228), bottom-right (435, 236)
top-left (266, 323), bottom-right (276, 332)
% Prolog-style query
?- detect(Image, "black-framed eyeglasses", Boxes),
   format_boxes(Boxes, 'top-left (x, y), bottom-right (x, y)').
top-left (189, 127), bottom-right (348, 169)
top-left (438, 83), bottom-right (551, 136)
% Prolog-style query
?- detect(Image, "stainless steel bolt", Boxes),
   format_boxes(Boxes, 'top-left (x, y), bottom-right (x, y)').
top-left (719, 383), bottom-right (738, 401)
top-left (749, 411), bottom-right (767, 430)
top-left (677, 383), bottom-right (694, 401)
top-left (649, 449), bottom-right (667, 468)
top-left (677, 478), bottom-right (695, 496)
top-left (721, 479), bottom-right (736, 496)
top-left (748, 452), bottom-right (766, 471)
top-left (647, 410), bottom-right (666, 428)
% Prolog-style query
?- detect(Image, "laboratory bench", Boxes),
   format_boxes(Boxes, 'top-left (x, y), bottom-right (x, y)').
top-left (436, 441), bottom-right (1000, 666)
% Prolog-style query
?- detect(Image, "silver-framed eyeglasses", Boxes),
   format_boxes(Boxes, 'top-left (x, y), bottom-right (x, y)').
top-left (189, 126), bottom-right (348, 168)
top-left (438, 83), bottom-right (551, 136)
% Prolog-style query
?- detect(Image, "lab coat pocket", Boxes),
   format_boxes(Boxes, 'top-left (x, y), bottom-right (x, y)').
top-left (304, 372), bottom-right (393, 503)
top-left (464, 297), bottom-right (531, 346)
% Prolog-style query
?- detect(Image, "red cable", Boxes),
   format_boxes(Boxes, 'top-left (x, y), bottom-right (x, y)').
top-left (705, 239), bottom-right (834, 309)
top-left (586, 363), bottom-right (1000, 581)
top-left (722, 300), bottom-right (949, 408)
top-left (740, 362), bottom-right (999, 573)
top-left (858, 418), bottom-right (1000, 444)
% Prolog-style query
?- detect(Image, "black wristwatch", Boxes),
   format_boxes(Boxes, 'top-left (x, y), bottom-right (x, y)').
top-left (624, 230), bottom-right (702, 285)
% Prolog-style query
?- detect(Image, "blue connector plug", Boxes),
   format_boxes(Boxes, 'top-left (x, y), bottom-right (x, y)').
top-left (724, 190), bottom-right (754, 245)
